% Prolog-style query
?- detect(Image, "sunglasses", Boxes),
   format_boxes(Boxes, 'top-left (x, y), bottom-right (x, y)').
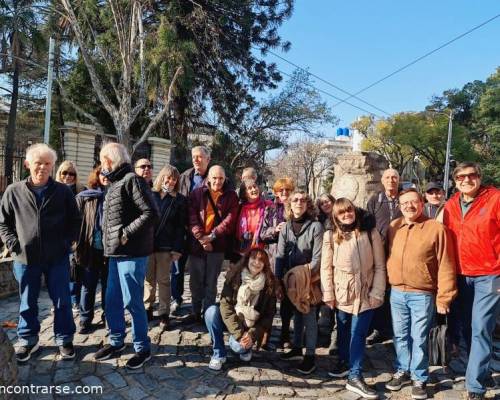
top-left (136, 164), bottom-right (152, 170)
top-left (61, 171), bottom-right (76, 177)
top-left (455, 172), bottom-right (479, 182)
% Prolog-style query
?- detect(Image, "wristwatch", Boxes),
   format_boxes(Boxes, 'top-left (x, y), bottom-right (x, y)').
top-left (209, 231), bottom-right (216, 242)
top-left (121, 232), bottom-right (129, 245)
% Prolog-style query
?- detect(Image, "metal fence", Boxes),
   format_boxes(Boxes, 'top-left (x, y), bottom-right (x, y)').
top-left (0, 145), bottom-right (28, 192)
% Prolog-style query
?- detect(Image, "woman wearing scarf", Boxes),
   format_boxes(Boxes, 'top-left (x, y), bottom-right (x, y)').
top-left (277, 190), bottom-right (323, 375)
top-left (321, 198), bottom-right (386, 399)
top-left (235, 179), bottom-right (272, 256)
top-left (74, 166), bottom-right (109, 334)
top-left (144, 165), bottom-right (187, 330)
top-left (205, 249), bottom-right (277, 370)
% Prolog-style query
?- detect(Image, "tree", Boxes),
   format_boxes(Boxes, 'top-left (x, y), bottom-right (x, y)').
top-left (211, 69), bottom-right (337, 173)
top-left (0, 0), bottom-right (46, 183)
top-left (56, 0), bottom-right (184, 152)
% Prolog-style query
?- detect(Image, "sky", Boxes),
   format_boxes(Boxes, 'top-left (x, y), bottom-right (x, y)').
top-left (260, 0), bottom-right (500, 136)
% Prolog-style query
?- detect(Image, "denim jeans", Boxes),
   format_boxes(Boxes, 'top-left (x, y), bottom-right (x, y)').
top-left (79, 249), bottom-right (108, 327)
top-left (171, 254), bottom-right (187, 304)
top-left (204, 305), bottom-right (252, 360)
top-left (13, 256), bottom-right (76, 346)
top-left (293, 306), bottom-right (318, 355)
top-left (390, 288), bottom-right (435, 382)
top-left (457, 275), bottom-right (500, 395)
top-left (105, 257), bottom-right (150, 353)
top-left (69, 281), bottom-right (82, 306)
top-left (336, 308), bottom-right (374, 379)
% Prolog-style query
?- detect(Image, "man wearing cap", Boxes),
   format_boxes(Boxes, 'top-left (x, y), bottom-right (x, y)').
top-left (423, 183), bottom-right (445, 219)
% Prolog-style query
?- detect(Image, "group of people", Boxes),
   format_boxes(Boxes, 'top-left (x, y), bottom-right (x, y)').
top-left (0, 142), bottom-right (497, 400)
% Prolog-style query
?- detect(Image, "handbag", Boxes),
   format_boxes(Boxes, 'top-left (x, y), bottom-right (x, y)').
top-left (428, 313), bottom-right (450, 367)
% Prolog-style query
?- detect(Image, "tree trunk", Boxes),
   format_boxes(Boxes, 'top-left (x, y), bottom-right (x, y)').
top-left (3, 50), bottom-right (20, 185)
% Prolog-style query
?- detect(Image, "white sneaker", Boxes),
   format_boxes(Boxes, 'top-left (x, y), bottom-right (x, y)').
top-left (208, 357), bottom-right (227, 371)
top-left (239, 351), bottom-right (252, 362)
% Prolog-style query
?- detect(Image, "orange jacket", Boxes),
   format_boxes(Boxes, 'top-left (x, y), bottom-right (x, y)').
top-left (443, 186), bottom-right (500, 276)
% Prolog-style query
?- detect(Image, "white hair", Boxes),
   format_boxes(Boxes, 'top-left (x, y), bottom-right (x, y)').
top-left (100, 142), bottom-right (131, 170)
top-left (382, 168), bottom-right (400, 178)
top-left (25, 143), bottom-right (57, 165)
top-left (191, 145), bottom-right (211, 158)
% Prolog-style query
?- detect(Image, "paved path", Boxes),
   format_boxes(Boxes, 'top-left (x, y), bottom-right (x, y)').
top-left (1, 270), bottom-right (499, 400)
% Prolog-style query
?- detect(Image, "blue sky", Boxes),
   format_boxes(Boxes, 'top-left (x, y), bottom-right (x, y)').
top-left (261, 0), bottom-right (500, 135)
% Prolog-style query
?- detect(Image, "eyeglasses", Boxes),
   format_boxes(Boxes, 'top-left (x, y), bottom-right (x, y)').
top-left (336, 208), bottom-right (354, 216)
top-left (400, 200), bottom-right (421, 207)
top-left (455, 172), bottom-right (479, 182)
top-left (136, 164), bottom-right (152, 170)
top-left (61, 171), bottom-right (76, 177)
top-left (278, 188), bottom-right (291, 193)
top-left (291, 198), bottom-right (307, 203)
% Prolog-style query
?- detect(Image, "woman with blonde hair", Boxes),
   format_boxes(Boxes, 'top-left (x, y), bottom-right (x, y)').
top-left (144, 164), bottom-right (187, 330)
top-left (56, 160), bottom-right (85, 195)
top-left (277, 190), bottom-right (323, 374)
top-left (321, 198), bottom-right (385, 399)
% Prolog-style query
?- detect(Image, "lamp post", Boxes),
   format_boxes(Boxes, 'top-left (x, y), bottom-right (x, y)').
top-left (443, 110), bottom-right (453, 198)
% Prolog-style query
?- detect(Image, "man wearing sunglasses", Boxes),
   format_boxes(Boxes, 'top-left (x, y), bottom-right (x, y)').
top-left (134, 159), bottom-right (153, 186)
top-left (443, 162), bottom-right (500, 400)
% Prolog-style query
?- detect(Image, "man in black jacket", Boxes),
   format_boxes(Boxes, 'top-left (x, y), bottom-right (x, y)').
top-left (93, 142), bottom-right (158, 369)
top-left (0, 143), bottom-right (80, 362)
top-left (173, 145), bottom-right (211, 314)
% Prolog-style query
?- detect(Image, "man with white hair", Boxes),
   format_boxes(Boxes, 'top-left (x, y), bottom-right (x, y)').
top-left (184, 165), bottom-right (238, 324)
top-left (93, 142), bottom-right (158, 369)
top-left (0, 143), bottom-right (80, 362)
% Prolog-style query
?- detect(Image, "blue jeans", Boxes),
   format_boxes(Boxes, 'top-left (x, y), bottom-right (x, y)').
top-left (69, 281), bottom-right (82, 306)
top-left (171, 254), bottom-right (187, 304)
top-left (13, 256), bottom-right (76, 346)
top-left (457, 275), bottom-right (500, 395)
top-left (293, 306), bottom-right (318, 355)
top-left (204, 305), bottom-right (252, 360)
top-left (390, 288), bottom-right (434, 383)
top-left (336, 308), bottom-right (374, 379)
top-left (79, 251), bottom-right (108, 326)
top-left (105, 257), bottom-right (150, 353)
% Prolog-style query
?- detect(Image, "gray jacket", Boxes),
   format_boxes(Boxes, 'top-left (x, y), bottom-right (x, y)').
top-left (0, 177), bottom-right (81, 265)
top-left (275, 219), bottom-right (324, 279)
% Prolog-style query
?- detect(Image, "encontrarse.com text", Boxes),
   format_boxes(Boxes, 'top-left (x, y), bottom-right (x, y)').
top-left (0, 385), bottom-right (103, 395)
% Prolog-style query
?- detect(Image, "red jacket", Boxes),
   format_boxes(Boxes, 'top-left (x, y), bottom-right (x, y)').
top-left (188, 183), bottom-right (239, 255)
top-left (443, 186), bottom-right (500, 276)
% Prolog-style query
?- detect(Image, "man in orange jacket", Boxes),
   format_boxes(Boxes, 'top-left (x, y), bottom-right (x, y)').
top-left (443, 161), bottom-right (500, 400)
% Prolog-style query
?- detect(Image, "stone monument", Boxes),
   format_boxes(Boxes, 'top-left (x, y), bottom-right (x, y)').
top-left (0, 326), bottom-right (17, 397)
top-left (330, 151), bottom-right (388, 208)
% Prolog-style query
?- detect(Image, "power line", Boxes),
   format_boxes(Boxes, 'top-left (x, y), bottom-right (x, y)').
top-left (257, 47), bottom-right (392, 116)
top-left (277, 69), bottom-right (383, 118)
top-left (333, 12), bottom-right (500, 107)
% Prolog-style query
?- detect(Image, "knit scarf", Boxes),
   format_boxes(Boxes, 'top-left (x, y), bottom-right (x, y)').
top-left (235, 267), bottom-right (266, 328)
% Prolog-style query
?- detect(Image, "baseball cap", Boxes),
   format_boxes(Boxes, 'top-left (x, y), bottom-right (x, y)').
top-left (425, 182), bottom-right (443, 193)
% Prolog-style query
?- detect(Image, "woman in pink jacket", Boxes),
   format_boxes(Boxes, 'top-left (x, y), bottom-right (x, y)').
top-left (321, 198), bottom-right (386, 399)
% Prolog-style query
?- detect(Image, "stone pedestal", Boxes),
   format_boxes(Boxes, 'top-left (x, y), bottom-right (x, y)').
top-left (330, 151), bottom-right (388, 208)
top-left (148, 137), bottom-right (173, 180)
top-left (0, 326), bottom-right (17, 396)
top-left (0, 260), bottom-right (17, 299)
top-left (61, 122), bottom-right (102, 180)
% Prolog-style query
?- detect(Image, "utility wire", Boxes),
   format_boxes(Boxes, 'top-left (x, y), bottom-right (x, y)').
top-left (257, 46), bottom-right (392, 116)
top-left (277, 69), bottom-right (383, 118)
top-left (333, 12), bottom-right (500, 107)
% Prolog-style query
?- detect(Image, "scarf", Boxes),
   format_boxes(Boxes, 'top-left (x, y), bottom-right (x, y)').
top-left (235, 267), bottom-right (266, 328)
top-left (78, 188), bottom-right (105, 230)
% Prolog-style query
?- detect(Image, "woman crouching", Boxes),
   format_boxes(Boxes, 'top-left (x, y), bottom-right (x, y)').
top-left (205, 249), bottom-right (277, 370)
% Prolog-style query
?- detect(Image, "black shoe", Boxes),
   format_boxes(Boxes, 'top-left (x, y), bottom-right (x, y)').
top-left (297, 355), bottom-right (316, 375)
top-left (159, 315), bottom-right (169, 331)
top-left (279, 332), bottom-right (291, 349)
top-left (79, 324), bottom-right (92, 335)
top-left (147, 308), bottom-right (155, 322)
top-left (411, 381), bottom-right (427, 400)
top-left (170, 301), bottom-right (182, 316)
top-left (182, 312), bottom-right (202, 325)
top-left (328, 359), bottom-right (350, 378)
top-left (385, 371), bottom-right (411, 391)
top-left (16, 343), bottom-right (40, 362)
top-left (346, 377), bottom-right (378, 399)
top-left (366, 329), bottom-right (388, 345)
top-left (59, 342), bottom-right (76, 360)
top-left (467, 393), bottom-right (484, 400)
top-left (94, 344), bottom-right (126, 361)
top-left (484, 375), bottom-right (497, 390)
top-left (126, 351), bottom-right (152, 369)
top-left (280, 347), bottom-right (302, 361)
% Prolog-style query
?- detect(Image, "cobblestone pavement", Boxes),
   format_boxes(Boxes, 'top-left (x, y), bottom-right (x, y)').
top-left (1, 270), bottom-right (499, 400)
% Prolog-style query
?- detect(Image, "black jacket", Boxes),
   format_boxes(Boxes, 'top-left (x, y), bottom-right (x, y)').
top-left (102, 163), bottom-right (158, 257)
top-left (366, 191), bottom-right (402, 242)
top-left (0, 177), bottom-right (81, 265)
top-left (152, 191), bottom-right (187, 253)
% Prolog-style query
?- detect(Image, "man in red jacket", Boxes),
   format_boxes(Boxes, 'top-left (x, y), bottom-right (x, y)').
top-left (443, 161), bottom-right (500, 400)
